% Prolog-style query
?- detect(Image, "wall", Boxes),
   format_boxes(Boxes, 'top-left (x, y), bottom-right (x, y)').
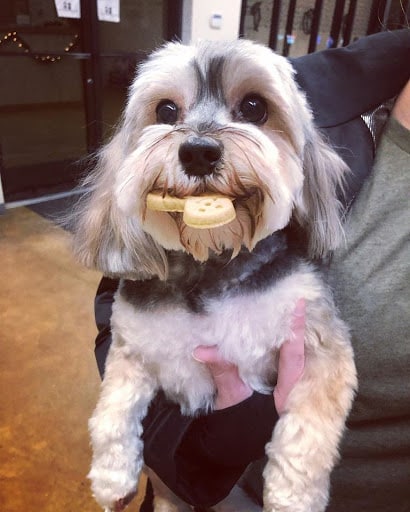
top-left (182, 0), bottom-right (242, 43)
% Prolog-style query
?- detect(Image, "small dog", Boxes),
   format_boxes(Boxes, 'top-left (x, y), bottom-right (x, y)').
top-left (72, 40), bottom-right (357, 512)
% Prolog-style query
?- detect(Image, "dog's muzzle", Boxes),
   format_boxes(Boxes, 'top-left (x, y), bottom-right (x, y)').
top-left (179, 136), bottom-right (223, 177)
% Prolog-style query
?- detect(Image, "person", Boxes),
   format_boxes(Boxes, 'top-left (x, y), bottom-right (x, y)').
top-left (237, 77), bottom-right (410, 512)
top-left (92, 29), bottom-right (410, 511)
top-left (327, 78), bottom-right (410, 511)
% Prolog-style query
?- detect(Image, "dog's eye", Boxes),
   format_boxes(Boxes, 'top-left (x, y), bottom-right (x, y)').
top-left (239, 95), bottom-right (268, 124)
top-left (156, 100), bottom-right (178, 124)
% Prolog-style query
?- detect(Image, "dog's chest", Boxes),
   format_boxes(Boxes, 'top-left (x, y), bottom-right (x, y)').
top-left (112, 238), bottom-right (320, 412)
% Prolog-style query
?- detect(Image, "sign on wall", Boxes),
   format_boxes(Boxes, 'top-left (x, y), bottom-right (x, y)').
top-left (54, 0), bottom-right (81, 19)
top-left (97, 0), bottom-right (120, 22)
top-left (54, 0), bottom-right (120, 22)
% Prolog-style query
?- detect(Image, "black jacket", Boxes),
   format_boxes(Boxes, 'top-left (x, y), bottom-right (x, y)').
top-left (93, 29), bottom-right (410, 508)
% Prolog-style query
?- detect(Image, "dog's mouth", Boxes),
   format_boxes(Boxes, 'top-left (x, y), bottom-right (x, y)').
top-left (145, 188), bottom-right (263, 230)
top-left (142, 186), bottom-right (266, 260)
top-left (145, 190), bottom-right (236, 229)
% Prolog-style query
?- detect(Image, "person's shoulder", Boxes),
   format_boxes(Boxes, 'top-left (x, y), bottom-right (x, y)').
top-left (289, 30), bottom-right (410, 128)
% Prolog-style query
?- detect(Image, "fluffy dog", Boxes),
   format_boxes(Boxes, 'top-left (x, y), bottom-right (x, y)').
top-left (72, 39), bottom-right (357, 512)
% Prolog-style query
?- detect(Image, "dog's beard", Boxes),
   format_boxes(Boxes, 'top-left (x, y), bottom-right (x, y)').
top-left (114, 122), bottom-right (303, 261)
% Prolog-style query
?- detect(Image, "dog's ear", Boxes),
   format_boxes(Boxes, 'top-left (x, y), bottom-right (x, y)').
top-left (294, 128), bottom-right (348, 259)
top-left (70, 132), bottom-right (168, 280)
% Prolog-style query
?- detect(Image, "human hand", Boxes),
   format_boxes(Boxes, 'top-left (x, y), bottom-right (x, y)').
top-left (193, 299), bottom-right (306, 414)
top-left (192, 345), bottom-right (253, 410)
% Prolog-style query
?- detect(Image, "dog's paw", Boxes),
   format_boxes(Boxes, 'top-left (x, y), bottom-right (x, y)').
top-left (92, 479), bottom-right (137, 511)
top-left (89, 462), bottom-right (141, 511)
top-left (263, 459), bottom-right (329, 512)
top-left (103, 493), bottom-right (136, 512)
top-left (111, 491), bottom-right (138, 512)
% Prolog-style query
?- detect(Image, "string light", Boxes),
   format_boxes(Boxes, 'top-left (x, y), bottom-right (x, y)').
top-left (0, 32), bottom-right (79, 63)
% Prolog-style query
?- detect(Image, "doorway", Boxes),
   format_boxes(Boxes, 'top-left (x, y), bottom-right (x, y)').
top-left (0, 0), bottom-right (181, 203)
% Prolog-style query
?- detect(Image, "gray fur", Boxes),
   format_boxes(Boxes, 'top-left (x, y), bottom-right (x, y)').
top-left (120, 232), bottom-right (303, 313)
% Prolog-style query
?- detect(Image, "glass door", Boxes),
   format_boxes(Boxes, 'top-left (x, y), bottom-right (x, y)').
top-left (0, 1), bottom-right (89, 202)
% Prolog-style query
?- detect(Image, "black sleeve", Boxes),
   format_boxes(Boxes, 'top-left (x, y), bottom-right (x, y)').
top-left (94, 276), bottom-right (119, 378)
top-left (290, 29), bottom-right (410, 129)
top-left (142, 391), bottom-right (278, 507)
top-left (291, 29), bottom-right (410, 207)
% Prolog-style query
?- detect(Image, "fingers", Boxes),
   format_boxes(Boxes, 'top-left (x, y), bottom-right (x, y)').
top-left (274, 298), bottom-right (306, 415)
top-left (193, 345), bottom-right (252, 410)
top-left (192, 345), bottom-right (234, 377)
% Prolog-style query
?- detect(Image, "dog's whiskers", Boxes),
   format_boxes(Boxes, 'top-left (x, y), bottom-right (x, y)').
top-left (217, 126), bottom-right (264, 151)
top-left (220, 132), bottom-right (272, 206)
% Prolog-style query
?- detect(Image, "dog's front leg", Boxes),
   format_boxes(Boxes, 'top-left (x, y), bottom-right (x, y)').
top-left (88, 335), bottom-right (157, 512)
top-left (263, 311), bottom-right (357, 512)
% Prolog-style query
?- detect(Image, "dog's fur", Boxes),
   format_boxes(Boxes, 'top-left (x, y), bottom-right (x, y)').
top-left (72, 40), bottom-right (357, 512)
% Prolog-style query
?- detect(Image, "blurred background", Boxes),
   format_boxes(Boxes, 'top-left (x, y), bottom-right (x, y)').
top-left (0, 0), bottom-right (409, 511)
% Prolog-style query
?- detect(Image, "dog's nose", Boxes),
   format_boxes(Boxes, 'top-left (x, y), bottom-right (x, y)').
top-left (179, 136), bottom-right (222, 177)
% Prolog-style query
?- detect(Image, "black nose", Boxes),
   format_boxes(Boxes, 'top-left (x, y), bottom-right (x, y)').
top-left (179, 136), bottom-right (222, 177)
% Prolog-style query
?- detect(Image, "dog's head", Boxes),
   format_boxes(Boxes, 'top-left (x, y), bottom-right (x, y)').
top-left (72, 40), bottom-right (347, 280)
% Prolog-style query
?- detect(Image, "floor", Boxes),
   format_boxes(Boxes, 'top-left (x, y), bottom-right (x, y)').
top-left (0, 206), bottom-right (146, 511)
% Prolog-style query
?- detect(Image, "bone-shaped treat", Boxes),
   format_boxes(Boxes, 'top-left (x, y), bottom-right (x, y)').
top-left (146, 193), bottom-right (236, 229)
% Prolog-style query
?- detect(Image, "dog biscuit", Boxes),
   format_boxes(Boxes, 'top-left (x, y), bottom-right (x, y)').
top-left (183, 196), bottom-right (236, 229)
top-left (146, 193), bottom-right (186, 212)
top-left (146, 192), bottom-right (236, 229)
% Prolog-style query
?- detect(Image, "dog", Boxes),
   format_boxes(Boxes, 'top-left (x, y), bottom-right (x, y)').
top-left (72, 39), bottom-right (357, 512)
